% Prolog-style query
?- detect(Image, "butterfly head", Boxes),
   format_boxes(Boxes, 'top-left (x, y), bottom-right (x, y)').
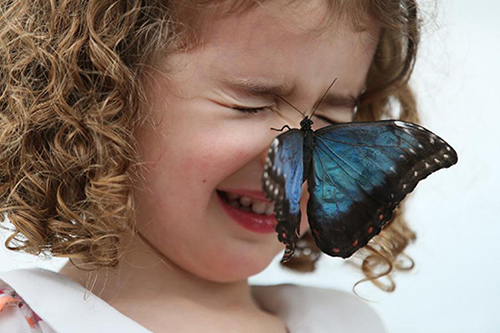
top-left (300, 116), bottom-right (313, 131)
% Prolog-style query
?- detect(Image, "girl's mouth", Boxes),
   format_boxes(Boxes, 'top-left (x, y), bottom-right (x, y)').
top-left (216, 190), bottom-right (277, 234)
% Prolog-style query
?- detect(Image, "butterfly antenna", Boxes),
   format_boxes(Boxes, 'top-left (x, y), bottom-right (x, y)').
top-left (272, 93), bottom-right (306, 117)
top-left (310, 77), bottom-right (338, 118)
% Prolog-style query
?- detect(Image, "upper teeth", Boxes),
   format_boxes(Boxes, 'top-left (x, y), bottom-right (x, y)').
top-left (226, 192), bottom-right (274, 215)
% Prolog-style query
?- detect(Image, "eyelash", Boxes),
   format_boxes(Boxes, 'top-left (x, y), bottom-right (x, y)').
top-left (231, 106), bottom-right (269, 114)
top-left (314, 115), bottom-right (338, 124)
top-left (232, 106), bottom-right (339, 124)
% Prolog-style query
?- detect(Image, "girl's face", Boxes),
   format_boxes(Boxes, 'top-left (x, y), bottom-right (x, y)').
top-left (134, 1), bottom-right (379, 283)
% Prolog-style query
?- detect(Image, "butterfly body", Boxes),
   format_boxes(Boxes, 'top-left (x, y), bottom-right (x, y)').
top-left (299, 117), bottom-right (315, 182)
top-left (262, 118), bottom-right (457, 262)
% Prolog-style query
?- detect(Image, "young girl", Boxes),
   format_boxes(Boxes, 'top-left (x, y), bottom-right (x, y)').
top-left (0, 0), bottom-right (420, 331)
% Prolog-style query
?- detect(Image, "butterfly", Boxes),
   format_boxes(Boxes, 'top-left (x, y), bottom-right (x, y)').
top-left (262, 80), bottom-right (458, 263)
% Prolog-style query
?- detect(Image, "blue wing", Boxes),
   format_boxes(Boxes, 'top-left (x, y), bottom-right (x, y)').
top-left (307, 120), bottom-right (458, 258)
top-left (262, 129), bottom-right (304, 262)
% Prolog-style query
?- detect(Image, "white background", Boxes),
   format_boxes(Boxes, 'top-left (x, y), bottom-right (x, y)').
top-left (1, 1), bottom-right (499, 332)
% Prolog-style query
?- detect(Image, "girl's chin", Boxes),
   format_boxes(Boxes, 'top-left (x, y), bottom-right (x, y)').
top-left (136, 227), bottom-right (283, 283)
top-left (185, 248), bottom-right (282, 283)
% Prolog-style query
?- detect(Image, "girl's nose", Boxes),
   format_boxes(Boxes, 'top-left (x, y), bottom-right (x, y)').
top-left (260, 139), bottom-right (272, 167)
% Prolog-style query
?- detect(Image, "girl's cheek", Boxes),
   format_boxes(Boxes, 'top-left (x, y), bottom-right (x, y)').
top-left (202, 126), bottom-right (269, 162)
top-left (176, 134), bottom-right (258, 185)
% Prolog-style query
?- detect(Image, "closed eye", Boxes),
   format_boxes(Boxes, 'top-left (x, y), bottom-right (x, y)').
top-left (313, 114), bottom-right (339, 125)
top-left (231, 106), bottom-right (269, 114)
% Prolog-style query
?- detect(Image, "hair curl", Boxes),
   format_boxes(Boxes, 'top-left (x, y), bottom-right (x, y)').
top-left (0, 0), bottom-right (419, 292)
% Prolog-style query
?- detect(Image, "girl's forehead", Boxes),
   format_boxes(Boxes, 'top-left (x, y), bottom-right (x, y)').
top-left (182, 0), bottom-right (376, 49)
top-left (199, 6), bottom-right (375, 65)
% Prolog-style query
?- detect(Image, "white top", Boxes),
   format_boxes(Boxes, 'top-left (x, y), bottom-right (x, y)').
top-left (0, 268), bottom-right (386, 333)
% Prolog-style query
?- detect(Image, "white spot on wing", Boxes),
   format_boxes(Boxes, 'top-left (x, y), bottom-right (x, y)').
top-left (394, 121), bottom-right (407, 128)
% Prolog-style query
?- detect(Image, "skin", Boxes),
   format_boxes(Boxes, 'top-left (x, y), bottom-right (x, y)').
top-left (60, 1), bottom-right (380, 332)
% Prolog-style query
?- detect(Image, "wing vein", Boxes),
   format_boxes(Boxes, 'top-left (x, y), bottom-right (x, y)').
top-left (314, 144), bottom-right (381, 228)
top-left (315, 136), bottom-right (384, 205)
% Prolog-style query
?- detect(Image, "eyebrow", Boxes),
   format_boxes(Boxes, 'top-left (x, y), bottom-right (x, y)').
top-left (218, 77), bottom-right (360, 109)
top-left (218, 77), bottom-right (294, 97)
top-left (319, 93), bottom-right (358, 108)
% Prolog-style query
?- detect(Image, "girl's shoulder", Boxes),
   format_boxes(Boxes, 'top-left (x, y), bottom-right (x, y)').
top-left (0, 268), bottom-right (152, 333)
top-left (251, 283), bottom-right (387, 333)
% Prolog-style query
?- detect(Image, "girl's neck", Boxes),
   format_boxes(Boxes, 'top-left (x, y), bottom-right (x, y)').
top-left (58, 232), bottom-right (257, 311)
top-left (58, 233), bottom-right (289, 332)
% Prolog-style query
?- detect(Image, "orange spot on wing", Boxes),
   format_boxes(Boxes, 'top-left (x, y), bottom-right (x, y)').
top-left (368, 226), bottom-right (374, 233)
top-left (332, 248), bottom-right (340, 253)
top-left (352, 239), bottom-right (359, 247)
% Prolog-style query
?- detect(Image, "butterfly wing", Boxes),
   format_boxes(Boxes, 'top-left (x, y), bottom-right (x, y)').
top-left (307, 120), bottom-right (458, 258)
top-left (262, 129), bottom-right (304, 262)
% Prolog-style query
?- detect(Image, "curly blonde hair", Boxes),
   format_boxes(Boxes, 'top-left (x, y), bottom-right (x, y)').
top-left (0, 0), bottom-right (419, 292)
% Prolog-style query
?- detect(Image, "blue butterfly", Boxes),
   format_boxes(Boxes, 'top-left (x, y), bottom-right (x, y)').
top-left (262, 83), bottom-right (458, 262)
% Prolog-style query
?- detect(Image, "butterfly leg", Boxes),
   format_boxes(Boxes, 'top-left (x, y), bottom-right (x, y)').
top-left (270, 125), bottom-right (292, 132)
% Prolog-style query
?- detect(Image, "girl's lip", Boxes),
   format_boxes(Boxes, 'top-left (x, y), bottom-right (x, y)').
top-left (216, 190), bottom-right (276, 234)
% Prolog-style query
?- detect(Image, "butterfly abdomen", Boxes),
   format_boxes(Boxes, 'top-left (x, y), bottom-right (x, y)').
top-left (302, 130), bottom-right (315, 183)
top-left (300, 116), bottom-right (315, 183)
